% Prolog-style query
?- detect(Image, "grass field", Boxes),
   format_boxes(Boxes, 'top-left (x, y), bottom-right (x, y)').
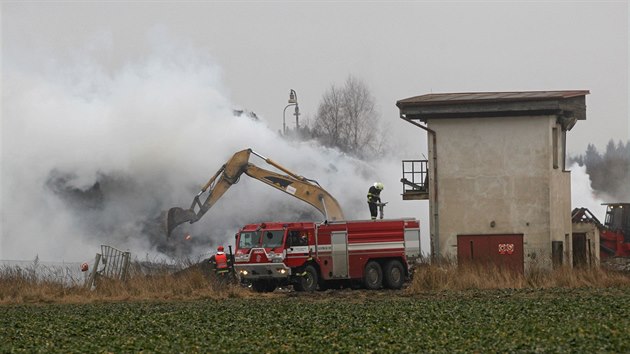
top-left (3, 287), bottom-right (630, 353)
top-left (3, 262), bottom-right (630, 352)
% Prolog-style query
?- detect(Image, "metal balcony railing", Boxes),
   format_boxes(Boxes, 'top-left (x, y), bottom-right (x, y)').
top-left (401, 160), bottom-right (429, 200)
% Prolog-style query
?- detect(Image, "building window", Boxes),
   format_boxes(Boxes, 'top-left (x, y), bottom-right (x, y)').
top-left (552, 127), bottom-right (559, 169)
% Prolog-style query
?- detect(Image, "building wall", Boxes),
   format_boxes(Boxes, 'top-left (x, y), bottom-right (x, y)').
top-left (427, 115), bottom-right (572, 270)
top-left (548, 125), bottom-right (572, 267)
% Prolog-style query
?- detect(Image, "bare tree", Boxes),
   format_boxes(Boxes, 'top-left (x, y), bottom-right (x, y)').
top-left (313, 85), bottom-right (345, 148)
top-left (311, 75), bottom-right (383, 158)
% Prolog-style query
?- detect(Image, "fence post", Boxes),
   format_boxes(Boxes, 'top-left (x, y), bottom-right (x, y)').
top-left (85, 253), bottom-right (102, 289)
top-left (121, 252), bottom-right (131, 281)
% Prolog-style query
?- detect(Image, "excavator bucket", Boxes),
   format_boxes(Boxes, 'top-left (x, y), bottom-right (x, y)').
top-left (166, 207), bottom-right (198, 238)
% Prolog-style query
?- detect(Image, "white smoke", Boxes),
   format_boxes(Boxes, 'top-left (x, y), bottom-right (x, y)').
top-left (1, 32), bottom-right (608, 264)
top-left (570, 162), bottom-right (607, 221)
top-left (1, 39), bottom-right (429, 262)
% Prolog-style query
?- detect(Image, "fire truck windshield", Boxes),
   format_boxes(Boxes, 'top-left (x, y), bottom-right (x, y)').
top-left (238, 231), bottom-right (260, 248)
top-left (238, 230), bottom-right (284, 249)
top-left (262, 230), bottom-right (284, 248)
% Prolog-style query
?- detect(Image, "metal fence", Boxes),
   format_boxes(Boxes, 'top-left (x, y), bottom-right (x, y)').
top-left (85, 245), bottom-right (131, 289)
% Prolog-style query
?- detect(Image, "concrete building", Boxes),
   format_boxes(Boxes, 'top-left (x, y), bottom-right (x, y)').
top-left (396, 90), bottom-right (590, 272)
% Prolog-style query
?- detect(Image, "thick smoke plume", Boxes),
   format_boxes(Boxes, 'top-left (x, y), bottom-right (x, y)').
top-left (3, 38), bottom-right (603, 263)
top-left (570, 162), bottom-right (607, 221)
top-left (1, 43), bottom-right (426, 262)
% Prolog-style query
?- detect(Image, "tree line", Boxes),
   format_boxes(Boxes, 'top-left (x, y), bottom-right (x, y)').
top-left (571, 140), bottom-right (630, 200)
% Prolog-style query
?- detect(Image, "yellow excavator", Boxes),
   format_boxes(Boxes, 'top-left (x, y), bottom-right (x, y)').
top-left (166, 148), bottom-right (345, 237)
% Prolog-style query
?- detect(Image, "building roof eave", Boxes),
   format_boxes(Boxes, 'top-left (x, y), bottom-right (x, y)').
top-left (398, 92), bottom-right (588, 127)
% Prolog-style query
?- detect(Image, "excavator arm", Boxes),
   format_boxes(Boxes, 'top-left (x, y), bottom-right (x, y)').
top-left (166, 148), bottom-right (344, 237)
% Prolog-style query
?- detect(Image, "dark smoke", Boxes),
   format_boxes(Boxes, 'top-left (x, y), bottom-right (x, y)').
top-left (571, 140), bottom-right (630, 202)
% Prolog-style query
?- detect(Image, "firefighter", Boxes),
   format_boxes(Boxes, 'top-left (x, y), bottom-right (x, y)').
top-left (210, 245), bottom-right (231, 276)
top-left (367, 182), bottom-right (384, 220)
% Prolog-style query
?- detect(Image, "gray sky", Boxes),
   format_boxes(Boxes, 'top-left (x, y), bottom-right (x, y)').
top-left (1, 1), bottom-right (628, 261)
top-left (3, 1), bottom-right (628, 154)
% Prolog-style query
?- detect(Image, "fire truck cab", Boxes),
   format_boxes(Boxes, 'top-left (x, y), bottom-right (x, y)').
top-left (233, 219), bottom-right (421, 292)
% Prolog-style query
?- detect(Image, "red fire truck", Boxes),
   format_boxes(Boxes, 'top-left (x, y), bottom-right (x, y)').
top-left (233, 219), bottom-right (421, 292)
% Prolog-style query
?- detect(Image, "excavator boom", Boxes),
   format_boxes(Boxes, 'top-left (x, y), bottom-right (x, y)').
top-left (166, 148), bottom-right (344, 237)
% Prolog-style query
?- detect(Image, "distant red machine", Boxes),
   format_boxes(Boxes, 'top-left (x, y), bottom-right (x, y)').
top-left (600, 203), bottom-right (630, 257)
top-left (233, 219), bottom-right (421, 292)
top-left (572, 203), bottom-right (630, 258)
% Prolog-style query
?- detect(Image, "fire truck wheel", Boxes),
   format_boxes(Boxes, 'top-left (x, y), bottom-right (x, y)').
top-left (363, 261), bottom-right (383, 290)
top-left (383, 260), bottom-right (404, 289)
top-left (298, 265), bottom-right (319, 292)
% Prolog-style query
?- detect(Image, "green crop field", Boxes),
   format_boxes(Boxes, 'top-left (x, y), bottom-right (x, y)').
top-left (2, 287), bottom-right (630, 353)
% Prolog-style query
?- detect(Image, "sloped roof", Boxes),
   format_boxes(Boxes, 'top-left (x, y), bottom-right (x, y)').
top-left (396, 90), bottom-right (589, 127)
top-left (397, 90), bottom-right (590, 107)
top-left (571, 207), bottom-right (605, 229)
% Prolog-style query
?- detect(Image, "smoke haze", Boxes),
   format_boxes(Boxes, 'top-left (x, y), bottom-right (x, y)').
top-left (1, 35), bottom-right (607, 263)
top-left (1, 40), bottom-right (427, 262)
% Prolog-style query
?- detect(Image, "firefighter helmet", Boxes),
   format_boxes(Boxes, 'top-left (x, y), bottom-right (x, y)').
top-left (374, 182), bottom-right (384, 190)
top-left (217, 245), bottom-right (224, 252)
